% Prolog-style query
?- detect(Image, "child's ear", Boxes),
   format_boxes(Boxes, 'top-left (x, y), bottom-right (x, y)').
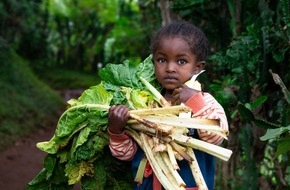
top-left (194, 61), bottom-right (205, 74)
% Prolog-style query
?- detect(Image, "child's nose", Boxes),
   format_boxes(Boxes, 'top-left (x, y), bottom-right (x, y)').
top-left (166, 62), bottom-right (176, 72)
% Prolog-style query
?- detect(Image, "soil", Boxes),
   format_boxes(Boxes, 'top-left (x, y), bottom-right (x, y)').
top-left (0, 89), bottom-right (83, 190)
top-left (0, 126), bottom-right (56, 190)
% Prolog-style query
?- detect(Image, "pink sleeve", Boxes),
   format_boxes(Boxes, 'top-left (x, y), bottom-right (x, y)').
top-left (185, 92), bottom-right (229, 145)
top-left (108, 129), bottom-right (137, 161)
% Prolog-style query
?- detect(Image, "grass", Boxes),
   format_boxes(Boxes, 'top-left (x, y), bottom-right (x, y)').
top-left (35, 67), bottom-right (100, 90)
top-left (0, 46), bottom-right (101, 152)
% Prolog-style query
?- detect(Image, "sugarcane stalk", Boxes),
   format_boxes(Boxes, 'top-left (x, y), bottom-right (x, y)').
top-left (134, 156), bottom-right (148, 185)
top-left (127, 120), bottom-right (189, 135)
top-left (152, 137), bottom-right (167, 152)
top-left (160, 152), bottom-right (186, 187)
top-left (186, 148), bottom-right (208, 190)
top-left (124, 129), bottom-right (142, 148)
top-left (147, 135), bottom-right (185, 189)
top-left (127, 123), bottom-right (157, 135)
top-left (170, 141), bottom-right (194, 162)
top-left (166, 143), bottom-right (180, 170)
top-left (141, 115), bottom-right (228, 139)
top-left (140, 133), bottom-right (184, 190)
top-left (172, 133), bottom-right (232, 161)
top-left (139, 76), bottom-right (171, 107)
top-left (130, 105), bottom-right (191, 116)
top-left (130, 113), bottom-right (173, 134)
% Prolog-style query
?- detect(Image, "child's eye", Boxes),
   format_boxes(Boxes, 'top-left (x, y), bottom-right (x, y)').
top-left (157, 58), bottom-right (166, 63)
top-left (177, 59), bottom-right (187, 65)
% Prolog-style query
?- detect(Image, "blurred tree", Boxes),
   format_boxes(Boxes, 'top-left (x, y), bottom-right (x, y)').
top-left (40, 0), bottom-right (158, 72)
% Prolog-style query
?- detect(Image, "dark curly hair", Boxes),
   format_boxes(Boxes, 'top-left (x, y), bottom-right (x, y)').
top-left (151, 21), bottom-right (209, 62)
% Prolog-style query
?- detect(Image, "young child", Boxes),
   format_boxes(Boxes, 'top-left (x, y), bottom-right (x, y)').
top-left (107, 21), bottom-right (228, 190)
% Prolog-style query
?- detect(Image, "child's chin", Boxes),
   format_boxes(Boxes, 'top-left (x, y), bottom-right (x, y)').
top-left (164, 84), bottom-right (179, 90)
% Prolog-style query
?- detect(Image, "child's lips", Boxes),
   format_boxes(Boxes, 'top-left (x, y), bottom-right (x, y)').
top-left (164, 76), bottom-right (178, 83)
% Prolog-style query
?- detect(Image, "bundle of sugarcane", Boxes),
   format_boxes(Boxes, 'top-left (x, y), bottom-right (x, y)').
top-left (119, 76), bottom-right (232, 190)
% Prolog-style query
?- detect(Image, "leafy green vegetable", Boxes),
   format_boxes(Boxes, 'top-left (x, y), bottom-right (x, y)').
top-left (65, 161), bottom-right (94, 185)
top-left (98, 55), bottom-right (156, 89)
top-left (27, 55), bottom-right (160, 189)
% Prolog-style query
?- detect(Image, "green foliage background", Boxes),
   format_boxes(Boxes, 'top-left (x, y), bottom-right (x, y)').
top-left (0, 42), bottom-right (65, 151)
top-left (0, 0), bottom-right (289, 189)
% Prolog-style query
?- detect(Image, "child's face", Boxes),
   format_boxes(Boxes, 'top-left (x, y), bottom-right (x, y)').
top-left (152, 37), bottom-right (204, 91)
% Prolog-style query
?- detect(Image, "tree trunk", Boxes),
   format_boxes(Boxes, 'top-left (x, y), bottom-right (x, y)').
top-left (157, 0), bottom-right (178, 26)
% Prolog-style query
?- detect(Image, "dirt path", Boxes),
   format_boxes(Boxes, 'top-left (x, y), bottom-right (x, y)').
top-left (0, 89), bottom-right (83, 190)
top-left (0, 126), bottom-right (55, 190)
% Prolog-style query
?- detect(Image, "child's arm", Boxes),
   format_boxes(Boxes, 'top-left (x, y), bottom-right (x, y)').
top-left (172, 85), bottom-right (228, 145)
top-left (107, 105), bottom-right (137, 161)
top-left (185, 92), bottom-right (228, 145)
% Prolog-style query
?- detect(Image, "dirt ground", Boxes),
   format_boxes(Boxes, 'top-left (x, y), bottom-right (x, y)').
top-left (0, 126), bottom-right (56, 190)
top-left (0, 90), bottom-right (83, 190)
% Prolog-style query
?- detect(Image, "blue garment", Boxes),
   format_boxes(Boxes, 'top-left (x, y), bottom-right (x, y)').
top-left (131, 132), bottom-right (216, 190)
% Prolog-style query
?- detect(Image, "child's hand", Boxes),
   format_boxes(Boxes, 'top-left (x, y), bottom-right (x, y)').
top-left (172, 84), bottom-right (200, 105)
top-left (108, 105), bottom-right (130, 134)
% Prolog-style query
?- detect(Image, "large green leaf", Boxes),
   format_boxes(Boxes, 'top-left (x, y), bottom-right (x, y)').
top-left (99, 55), bottom-right (155, 89)
top-left (76, 83), bottom-right (114, 105)
top-left (250, 96), bottom-right (267, 109)
top-left (276, 136), bottom-right (290, 157)
top-left (237, 104), bottom-right (255, 121)
top-left (252, 118), bottom-right (281, 130)
top-left (99, 60), bottom-right (141, 88)
top-left (260, 125), bottom-right (290, 141)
